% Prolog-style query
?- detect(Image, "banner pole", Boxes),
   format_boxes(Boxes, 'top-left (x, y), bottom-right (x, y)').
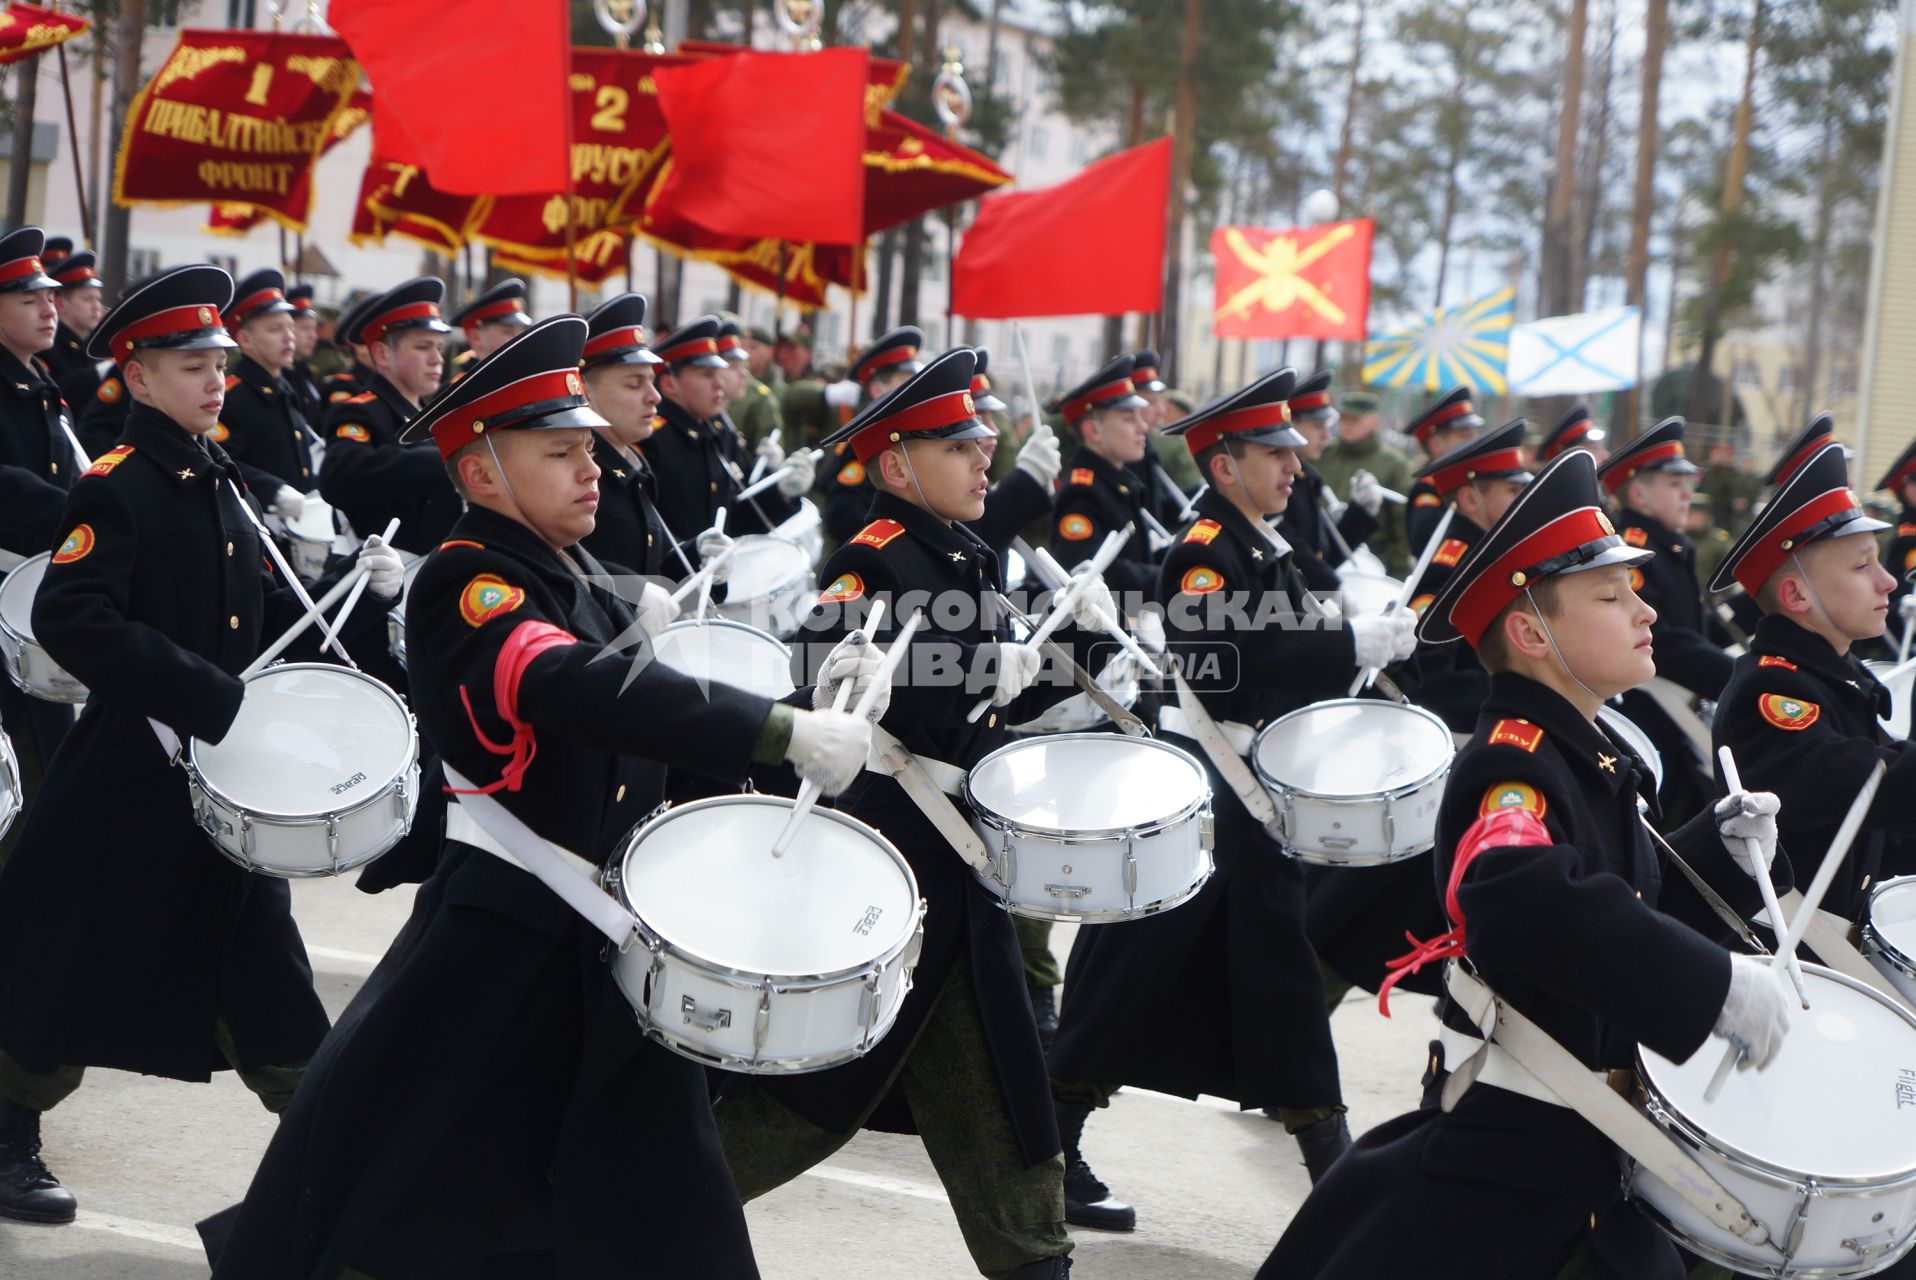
top-left (53, 35), bottom-right (90, 242)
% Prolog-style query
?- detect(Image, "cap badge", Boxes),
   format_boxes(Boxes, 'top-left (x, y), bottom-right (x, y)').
top-left (198, 307), bottom-right (215, 326)
top-left (566, 371), bottom-right (583, 396)
top-left (962, 392), bottom-right (976, 416)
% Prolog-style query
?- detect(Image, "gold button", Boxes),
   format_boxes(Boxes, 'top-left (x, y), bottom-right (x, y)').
top-left (709, 481), bottom-right (718, 492)
top-left (229, 615), bottom-right (239, 629)
top-left (615, 784), bottom-right (627, 802)
top-left (226, 541), bottom-right (234, 556)
top-left (987, 713), bottom-right (997, 728)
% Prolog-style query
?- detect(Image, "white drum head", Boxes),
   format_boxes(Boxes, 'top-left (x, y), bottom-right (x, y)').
top-left (1642, 965), bottom-right (1916, 1181)
top-left (190, 665), bottom-right (415, 816)
top-left (0, 553), bottom-right (48, 641)
top-left (621, 798), bottom-right (915, 976)
top-left (651, 620), bottom-right (795, 699)
top-left (1866, 660), bottom-right (1912, 740)
top-left (1255, 699), bottom-right (1452, 797)
top-left (725, 536), bottom-right (811, 601)
top-left (966, 735), bottom-right (1207, 836)
top-left (1335, 573), bottom-right (1404, 618)
top-left (1870, 878), bottom-right (1916, 968)
top-left (1336, 545), bottom-right (1391, 579)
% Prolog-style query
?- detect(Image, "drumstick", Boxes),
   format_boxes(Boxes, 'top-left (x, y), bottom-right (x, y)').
top-left (316, 518), bottom-right (400, 658)
top-left (1030, 546), bottom-right (1161, 677)
top-left (227, 480), bottom-right (355, 666)
top-left (736, 448), bottom-right (824, 502)
top-left (241, 561), bottom-right (369, 678)
top-left (1702, 759), bottom-right (1886, 1102)
top-left (966, 527), bottom-right (1129, 723)
top-left (1348, 505), bottom-right (1455, 697)
top-left (695, 508), bottom-right (727, 621)
top-left (1717, 746), bottom-right (1807, 1008)
top-left (1373, 484), bottom-right (1409, 506)
top-left (770, 605), bottom-right (921, 860)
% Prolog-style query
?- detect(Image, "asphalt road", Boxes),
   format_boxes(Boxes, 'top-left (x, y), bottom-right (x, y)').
top-left (0, 877), bottom-right (1436, 1279)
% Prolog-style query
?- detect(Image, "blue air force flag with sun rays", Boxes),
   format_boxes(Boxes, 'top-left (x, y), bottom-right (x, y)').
top-left (1362, 285), bottom-right (1515, 395)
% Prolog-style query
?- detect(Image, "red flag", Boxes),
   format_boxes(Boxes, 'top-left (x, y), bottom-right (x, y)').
top-left (651, 48), bottom-right (868, 244)
top-left (329, 0), bottom-right (566, 195)
top-left (1211, 220), bottom-right (1373, 341)
top-left (951, 138), bottom-right (1171, 319)
top-left (0, 4), bottom-right (88, 65)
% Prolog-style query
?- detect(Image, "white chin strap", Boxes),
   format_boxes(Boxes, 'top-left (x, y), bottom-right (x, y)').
top-left (1788, 551), bottom-right (1840, 635)
top-left (1525, 584), bottom-right (1606, 706)
top-left (483, 434), bottom-right (524, 512)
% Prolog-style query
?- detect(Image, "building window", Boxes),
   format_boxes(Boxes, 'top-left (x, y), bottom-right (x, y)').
top-left (1777, 363), bottom-right (1798, 392)
top-left (1730, 358), bottom-right (1760, 385)
top-left (128, 248), bottom-right (162, 281)
top-left (1050, 333), bottom-right (1069, 366)
top-left (1070, 134), bottom-right (1089, 165)
top-left (1028, 123), bottom-right (1048, 161)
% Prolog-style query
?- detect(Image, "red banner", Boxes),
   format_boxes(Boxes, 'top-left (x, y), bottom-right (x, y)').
top-left (114, 30), bottom-right (359, 232)
top-left (0, 4), bottom-right (88, 66)
top-left (1210, 219), bottom-right (1373, 341)
top-left (205, 88), bottom-right (369, 237)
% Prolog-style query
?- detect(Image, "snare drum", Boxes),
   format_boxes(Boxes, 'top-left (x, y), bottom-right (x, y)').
top-left (1007, 651), bottom-right (1141, 736)
top-left (1629, 963), bottom-right (1916, 1277)
top-left (1863, 876), bottom-right (1916, 1006)
top-left (186, 664), bottom-right (420, 876)
top-left (773, 499), bottom-right (824, 566)
top-left (1597, 703), bottom-right (1665, 795)
top-left (282, 493), bottom-right (336, 581)
top-left (649, 618), bottom-right (795, 699)
top-left (0, 553), bottom-right (86, 703)
top-left (1252, 699), bottom-right (1454, 866)
top-left (386, 556), bottom-right (426, 669)
top-left (1866, 660), bottom-right (1911, 740)
top-left (0, 727), bottom-right (19, 843)
top-left (964, 734), bottom-right (1214, 921)
top-left (1332, 572), bottom-right (1404, 618)
top-left (608, 795), bottom-right (924, 1073)
top-left (714, 535), bottom-right (814, 638)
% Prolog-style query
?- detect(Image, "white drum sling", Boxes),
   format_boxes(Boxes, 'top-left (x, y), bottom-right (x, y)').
top-left (186, 663), bottom-right (420, 876)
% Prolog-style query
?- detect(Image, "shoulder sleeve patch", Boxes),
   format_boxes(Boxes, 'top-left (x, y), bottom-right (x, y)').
top-left (459, 573), bottom-right (526, 628)
top-left (345, 391), bottom-right (376, 404)
top-left (1184, 518), bottom-right (1222, 545)
top-left (1628, 566), bottom-right (1645, 591)
top-left (1432, 538), bottom-right (1468, 567)
top-left (1757, 654), bottom-right (1798, 671)
top-left (850, 517), bottom-right (907, 549)
top-left (1758, 693), bottom-right (1820, 731)
top-left (1899, 523), bottom-right (1916, 537)
top-left (1413, 491), bottom-right (1441, 508)
top-left (96, 376), bottom-right (122, 404)
top-left (818, 571), bottom-right (864, 604)
top-left (1479, 780), bottom-right (1547, 820)
top-left (209, 422), bottom-right (229, 443)
top-left (1905, 547), bottom-right (1916, 572)
top-left (1180, 565), bottom-right (1225, 595)
top-left (1487, 718), bottom-right (1544, 752)
top-left (224, 375), bottom-right (240, 390)
top-left (328, 389), bottom-right (353, 402)
top-left (1623, 526), bottom-right (1649, 547)
top-left (438, 539), bottom-right (486, 551)
top-left (83, 443), bottom-right (134, 477)
top-left (336, 423), bottom-right (371, 443)
top-left (1410, 593), bottom-right (1436, 615)
top-left (1058, 512), bottom-right (1094, 541)
top-left (836, 459), bottom-right (866, 486)
top-left (51, 523), bottom-right (94, 564)
top-left (1069, 467), bottom-right (1095, 486)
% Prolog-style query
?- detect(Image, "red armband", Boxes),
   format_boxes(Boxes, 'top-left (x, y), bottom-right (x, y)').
top-left (1377, 805), bottom-right (1552, 1016)
top-left (447, 620), bottom-right (576, 795)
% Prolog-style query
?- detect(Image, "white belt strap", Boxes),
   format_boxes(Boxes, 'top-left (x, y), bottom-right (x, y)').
top-left (866, 723), bottom-right (990, 874)
top-left (1166, 671), bottom-right (1281, 837)
top-left (1157, 704), bottom-right (1253, 755)
top-left (441, 765), bottom-right (637, 950)
top-left (1441, 964), bottom-right (1768, 1246)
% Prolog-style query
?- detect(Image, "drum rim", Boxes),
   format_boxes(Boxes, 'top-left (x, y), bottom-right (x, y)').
top-left (965, 732), bottom-right (1212, 840)
top-left (1863, 875), bottom-right (1916, 979)
top-left (654, 615), bottom-right (795, 658)
top-left (1629, 1186), bottom-right (1916, 1280)
top-left (1252, 698), bottom-right (1455, 802)
top-left (186, 663), bottom-right (421, 822)
top-left (985, 852), bottom-right (1217, 923)
top-left (1637, 962), bottom-right (1916, 1188)
top-left (613, 793), bottom-right (924, 985)
top-left (0, 552), bottom-right (48, 638)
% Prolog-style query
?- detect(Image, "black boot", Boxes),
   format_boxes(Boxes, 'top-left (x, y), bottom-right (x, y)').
top-left (1294, 1111), bottom-right (1352, 1184)
top-left (0, 1097), bottom-right (76, 1223)
top-left (1007, 1256), bottom-right (1072, 1278)
top-left (1028, 983), bottom-right (1058, 1051)
top-left (1055, 1098), bottom-right (1135, 1232)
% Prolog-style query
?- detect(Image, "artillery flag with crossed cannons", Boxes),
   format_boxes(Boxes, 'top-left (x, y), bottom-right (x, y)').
top-left (1210, 219), bottom-right (1373, 341)
top-left (1505, 304), bottom-right (1642, 396)
top-left (1362, 285), bottom-right (1516, 395)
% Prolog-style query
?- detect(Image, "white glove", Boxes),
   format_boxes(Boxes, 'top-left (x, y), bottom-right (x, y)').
top-left (1350, 605), bottom-right (1417, 669)
top-left (1067, 564), bottom-right (1116, 632)
top-left (697, 527), bottom-right (735, 585)
top-left (1714, 789), bottom-right (1780, 878)
top-left (636, 581), bottom-right (680, 635)
top-left (356, 535), bottom-right (405, 600)
top-left (273, 486), bottom-right (306, 520)
top-left (775, 449), bottom-right (816, 499)
top-left (824, 379), bottom-right (862, 409)
top-left (1015, 421), bottom-right (1062, 488)
top-left (1715, 952), bottom-right (1792, 1072)
top-left (989, 642), bottom-right (1043, 707)
top-left (813, 632), bottom-right (893, 721)
top-left (1350, 470), bottom-right (1384, 516)
top-left (1899, 593), bottom-right (1916, 621)
top-left (784, 707), bottom-right (874, 796)
top-left (755, 432), bottom-right (786, 470)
